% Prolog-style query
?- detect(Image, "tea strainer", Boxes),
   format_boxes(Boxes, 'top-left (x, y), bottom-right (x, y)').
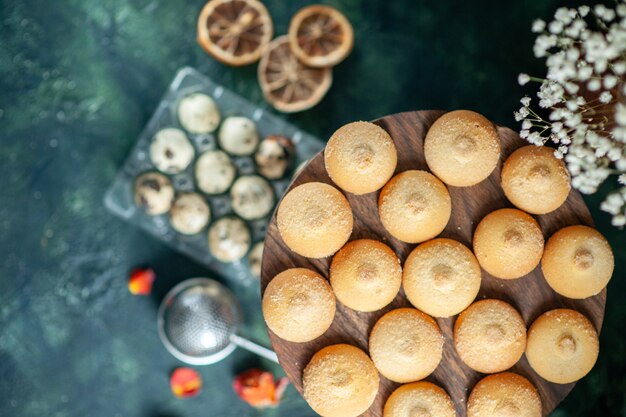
top-left (157, 278), bottom-right (278, 365)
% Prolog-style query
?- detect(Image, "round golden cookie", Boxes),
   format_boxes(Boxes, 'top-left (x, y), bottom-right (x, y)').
top-left (542, 225), bottom-right (614, 299)
top-left (330, 239), bottom-right (402, 312)
top-left (383, 381), bottom-right (455, 417)
top-left (473, 208), bottom-right (544, 279)
top-left (502, 145), bottom-right (571, 214)
top-left (378, 170), bottom-right (452, 243)
top-left (324, 121), bottom-right (398, 195)
top-left (303, 344), bottom-right (379, 417)
top-left (369, 308), bottom-right (443, 383)
top-left (403, 238), bottom-right (481, 318)
top-left (277, 182), bottom-right (353, 258)
top-left (526, 308), bottom-right (599, 384)
top-left (454, 299), bottom-right (527, 374)
top-left (467, 372), bottom-right (542, 417)
top-left (424, 110), bottom-right (501, 187)
top-left (262, 268), bottom-right (336, 343)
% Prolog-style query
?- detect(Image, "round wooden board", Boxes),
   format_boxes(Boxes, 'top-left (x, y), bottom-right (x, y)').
top-left (260, 110), bottom-right (606, 417)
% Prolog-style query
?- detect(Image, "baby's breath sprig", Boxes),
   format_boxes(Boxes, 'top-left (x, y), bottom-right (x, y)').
top-left (517, 2), bottom-right (626, 227)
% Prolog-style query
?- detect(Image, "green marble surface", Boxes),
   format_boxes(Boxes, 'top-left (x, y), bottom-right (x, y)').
top-left (0, 0), bottom-right (624, 416)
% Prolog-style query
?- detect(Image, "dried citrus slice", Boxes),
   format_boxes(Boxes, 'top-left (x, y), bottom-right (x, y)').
top-left (258, 36), bottom-right (332, 113)
top-left (288, 5), bottom-right (354, 68)
top-left (197, 0), bottom-right (273, 66)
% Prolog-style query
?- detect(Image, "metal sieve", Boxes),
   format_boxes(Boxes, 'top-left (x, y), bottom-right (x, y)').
top-left (157, 278), bottom-right (278, 365)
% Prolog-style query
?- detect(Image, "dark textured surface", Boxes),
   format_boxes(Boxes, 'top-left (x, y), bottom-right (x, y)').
top-left (0, 0), bottom-right (624, 416)
top-left (261, 110), bottom-right (604, 417)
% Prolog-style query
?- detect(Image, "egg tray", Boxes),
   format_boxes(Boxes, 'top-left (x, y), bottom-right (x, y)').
top-left (104, 67), bottom-right (324, 286)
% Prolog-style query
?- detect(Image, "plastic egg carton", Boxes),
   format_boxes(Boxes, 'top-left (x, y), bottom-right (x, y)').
top-left (104, 67), bottom-right (324, 286)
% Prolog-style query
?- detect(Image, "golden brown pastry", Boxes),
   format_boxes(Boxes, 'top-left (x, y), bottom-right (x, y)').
top-left (369, 308), bottom-right (443, 383)
top-left (324, 121), bottom-right (397, 195)
top-left (303, 344), bottom-right (379, 417)
top-left (403, 238), bottom-right (481, 317)
top-left (502, 145), bottom-right (571, 214)
top-left (277, 182), bottom-right (353, 258)
top-left (467, 372), bottom-right (542, 417)
top-left (330, 239), bottom-right (402, 312)
top-left (526, 308), bottom-right (599, 384)
top-left (542, 225), bottom-right (614, 299)
top-left (473, 208), bottom-right (544, 279)
top-left (454, 299), bottom-right (526, 373)
top-left (424, 110), bottom-right (501, 187)
top-left (378, 170), bottom-right (451, 243)
top-left (262, 268), bottom-right (335, 343)
top-left (383, 381), bottom-right (456, 417)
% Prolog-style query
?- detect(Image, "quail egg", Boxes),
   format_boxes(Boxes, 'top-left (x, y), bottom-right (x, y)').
top-left (195, 150), bottom-right (237, 194)
top-left (230, 175), bottom-right (275, 220)
top-left (177, 93), bottom-right (221, 134)
top-left (208, 217), bottom-right (251, 262)
top-left (248, 242), bottom-right (264, 279)
top-left (255, 135), bottom-right (294, 179)
top-left (134, 172), bottom-right (175, 215)
top-left (169, 192), bottom-right (211, 235)
top-left (218, 116), bottom-right (259, 156)
top-left (149, 128), bottom-right (195, 174)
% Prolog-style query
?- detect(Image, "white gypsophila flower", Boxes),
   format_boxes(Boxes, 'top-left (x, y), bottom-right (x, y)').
top-left (612, 214), bottom-right (626, 227)
top-left (518, 3), bottom-right (626, 228)
top-left (587, 78), bottom-right (601, 91)
top-left (614, 127), bottom-right (626, 143)
top-left (565, 82), bottom-right (580, 94)
top-left (600, 91), bottom-right (613, 103)
top-left (579, 5), bottom-right (590, 17)
top-left (549, 20), bottom-right (564, 34)
top-left (604, 75), bottom-right (618, 89)
top-left (547, 52), bottom-right (577, 83)
top-left (538, 82), bottom-right (564, 108)
top-left (566, 47), bottom-right (580, 61)
top-left (527, 132), bottom-right (543, 145)
top-left (534, 34), bottom-right (557, 57)
top-left (595, 4), bottom-right (616, 22)
top-left (565, 112), bottom-right (582, 128)
top-left (607, 147), bottom-right (622, 161)
top-left (532, 19), bottom-right (546, 33)
top-left (601, 192), bottom-right (624, 214)
top-left (578, 65), bottom-right (593, 80)
top-left (518, 73), bottom-right (530, 86)
top-left (555, 7), bottom-right (574, 24)
top-left (566, 100), bottom-right (579, 111)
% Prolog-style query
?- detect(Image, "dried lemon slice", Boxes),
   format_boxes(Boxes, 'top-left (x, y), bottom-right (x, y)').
top-left (288, 5), bottom-right (354, 68)
top-left (197, 0), bottom-right (273, 66)
top-left (258, 35), bottom-right (332, 113)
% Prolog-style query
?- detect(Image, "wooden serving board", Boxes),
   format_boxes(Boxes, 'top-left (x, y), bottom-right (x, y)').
top-left (260, 110), bottom-right (606, 417)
